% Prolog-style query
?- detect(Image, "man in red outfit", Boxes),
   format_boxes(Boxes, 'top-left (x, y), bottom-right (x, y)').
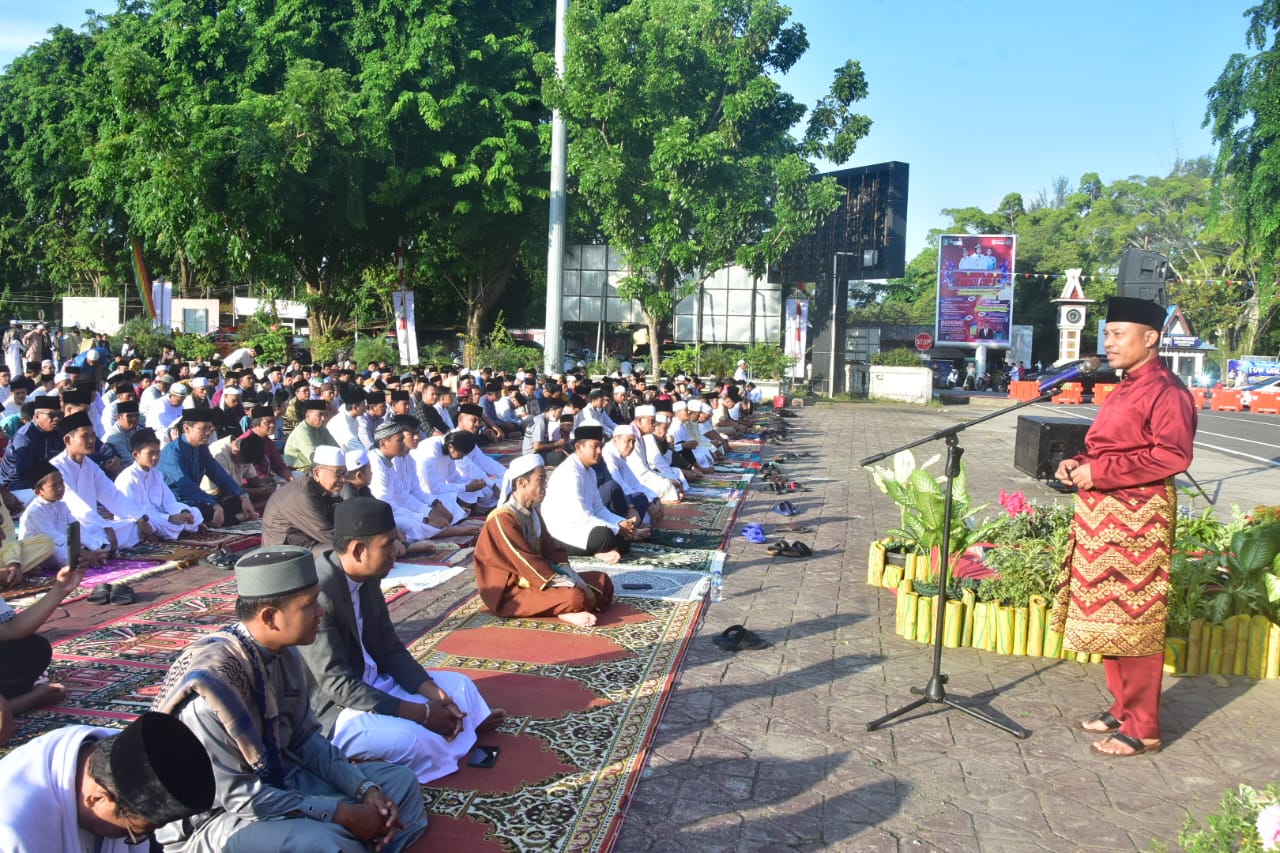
top-left (1052, 296), bottom-right (1195, 757)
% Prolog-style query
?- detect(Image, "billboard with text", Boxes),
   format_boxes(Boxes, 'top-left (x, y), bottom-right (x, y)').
top-left (935, 234), bottom-right (1016, 347)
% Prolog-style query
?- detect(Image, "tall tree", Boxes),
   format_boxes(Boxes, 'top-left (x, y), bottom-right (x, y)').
top-left (1205, 1), bottom-right (1280, 354)
top-left (554, 0), bottom-right (872, 367)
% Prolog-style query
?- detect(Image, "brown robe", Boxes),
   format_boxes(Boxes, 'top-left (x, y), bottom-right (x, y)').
top-left (260, 475), bottom-right (341, 551)
top-left (472, 501), bottom-right (613, 618)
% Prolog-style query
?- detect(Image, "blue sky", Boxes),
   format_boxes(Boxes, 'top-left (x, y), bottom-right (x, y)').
top-left (0, 0), bottom-right (1254, 261)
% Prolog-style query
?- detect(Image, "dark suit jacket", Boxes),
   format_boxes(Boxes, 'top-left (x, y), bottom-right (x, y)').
top-left (298, 550), bottom-right (432, 734)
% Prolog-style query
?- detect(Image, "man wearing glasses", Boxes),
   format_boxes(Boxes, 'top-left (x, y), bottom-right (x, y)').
top-left (262, 446), bottom-right (348, 551)
top-left (0, 396), bottom-right (65, 506)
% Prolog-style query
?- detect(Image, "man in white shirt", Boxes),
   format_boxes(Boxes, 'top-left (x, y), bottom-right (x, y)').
top-left (542, 425), bottom-right (636, 562)
top-left (368, 420), bottom-right (454, 550)
top-left (327, 388), bottom-right (367, 451)
top-left (51, 412), bottom-right (155, 550)
top-left (627, 406), bottom-right (681, 503)
top-left (412, 429), bottom-right (487, 521)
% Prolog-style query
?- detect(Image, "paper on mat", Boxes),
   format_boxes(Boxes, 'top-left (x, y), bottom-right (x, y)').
top-left (381, 562), bottom-right (469, 592)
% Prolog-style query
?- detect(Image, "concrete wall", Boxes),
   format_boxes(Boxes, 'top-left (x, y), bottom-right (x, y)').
top-left (868, 366), bottom-right (933, 405)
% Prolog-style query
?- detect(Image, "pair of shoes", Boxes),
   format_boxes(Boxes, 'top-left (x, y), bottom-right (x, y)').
top-left (86, 583), bottom-right (136, 605)
top-left (772, 500), bottom-right (800, 516)
top-left (1090, 732), bottom-right (1161, 757)
top-left (206, 548), bottom-right (236, 568)
top-left (1074, 710), bottom-right (1121, 733)
top-left (770, 481), bottom-right (805, 493)
top-left (743, 527), bottom-right (767, 544)
top-left (713, 624), bottom-right (772, 651)
top-left (768, 540), bottom-right (812, 558)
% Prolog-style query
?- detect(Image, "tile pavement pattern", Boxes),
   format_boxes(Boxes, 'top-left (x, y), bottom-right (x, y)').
top-left (608, 402), bottom-right (1279, 853)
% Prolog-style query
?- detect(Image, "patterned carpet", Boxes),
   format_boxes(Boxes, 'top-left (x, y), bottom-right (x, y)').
top-left (410, 593), bottom-right (704, 852)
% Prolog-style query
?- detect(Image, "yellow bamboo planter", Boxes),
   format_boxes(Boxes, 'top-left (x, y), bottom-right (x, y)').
top-left (1168, 616), bottom-right (1280, 679)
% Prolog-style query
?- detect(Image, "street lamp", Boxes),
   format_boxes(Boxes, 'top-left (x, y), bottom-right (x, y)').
top-left (830, 251), bottom-right (858, 396)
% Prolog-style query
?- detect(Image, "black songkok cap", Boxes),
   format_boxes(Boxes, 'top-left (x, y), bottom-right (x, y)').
top-left (115, 401), bottom-right (139, 415)
top-left (365, 391), bottom-right (387, 406)
top-left (458, 403), bottom-right (484, 418)
top-left (31, 396), bottom-right (62, 410)
top-left (60, 411), bottom-right (93, 434)
top-left (575, 424), bottom-right (604, 442)
top-left (443, 429), bottom-right (477, 455)
top-left (60, 390), bottom-right (89, 407)
top-left (390, 390), bottom-right (411, 403)
top-left (250, 405), bottom-right (275, 420)
top-left (107, 712), bottom-right (216, 826)
top-left (334, 497), bottom-right (397, 539)
top-left (181, 408), bottom-right (215, 424)
top-left (1105, 296), bottom-right (1167, 331)
top-left (302, 399), bottom-right (329, 412)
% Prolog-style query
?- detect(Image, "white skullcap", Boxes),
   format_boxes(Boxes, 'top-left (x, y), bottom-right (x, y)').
top-left (86, 349), bottom-right (100, 361)
top-left (656, 412), bottom-right (671, 423)
top-left (612, 424), bottom-right (634, 437)
top-left (312, 445), bottom-right (345, 467)
top-left (170, 382), bottom-right (190, 396)
top-left (345, 448), bottom-right (370, 470)
top-left (672, 401), bottom-right (687, 412)
top-left (222, 384), bottom-right (242, 396)
top-left (634, 404), bottom-right (656, 418)
top-left (190, 377), bottom-right (209, 388)
top-left (54, 372), bottom-right (69, 383)
top-left (500, 453), bottom-right (545, 503)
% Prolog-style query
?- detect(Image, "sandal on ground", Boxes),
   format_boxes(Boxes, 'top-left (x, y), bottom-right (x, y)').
top-left (206, 548), bottom-right (236, 568)
top-left (109, 584), bottom-right (136, 605)
top-left (87, 583), bottom-right (112, 605)
top-left (743, 528), bottom-right (767, 544)
top-left (1090, 732), bottom-right (1160, 757)
top-left (713, 624), bottom-right (773, 652)
top-left (771, 500), bottom-right (799, 517)
top-left (778, 542), bottom-right (811, 558)
top-left (1074, 710), bottom-right (1121, 733)
top-left (765, 540), bottom-right (789, 555)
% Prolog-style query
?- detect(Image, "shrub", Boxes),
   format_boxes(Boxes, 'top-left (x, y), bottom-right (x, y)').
top-left (741, 342), bottom-right (796, 380)
top-left (110, 317), bottom-right (172, 361)
top-left (172, 331), bottom-right (217, 362)
top-left (352, 336), bottom-right (401, 370)
top-left (871, 347), bottom-right (926, 367)
top-left (236, 312), bottom-right (290, 365)
top-left (661, 345), bottom-right (737, 379)
top-left (307, 333), bottom-right (348, 366)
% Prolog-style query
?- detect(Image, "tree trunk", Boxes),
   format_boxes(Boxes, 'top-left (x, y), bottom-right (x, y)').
top-left (645, 310), bottom-right (662, 377)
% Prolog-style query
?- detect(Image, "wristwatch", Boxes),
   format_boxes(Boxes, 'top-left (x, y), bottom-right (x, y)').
top-left (355, 780), bottom-right (381, 801)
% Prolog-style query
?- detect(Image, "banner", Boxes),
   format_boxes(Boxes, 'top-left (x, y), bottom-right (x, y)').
top-left (784, 298), bottom-right (808, 379)
top-left (151, 279), bottom-right (173, 331)
top-left (935, 235), bottom-right (1016, 347)
top-left (392, 290), bottom-right (419, 366)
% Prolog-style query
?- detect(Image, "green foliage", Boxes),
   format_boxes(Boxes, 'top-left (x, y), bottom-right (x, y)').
top-left (109, 316), bottom-right (172, 360)
top-left (1174, 783), bottom-right (1280, 853)
top-left (1197, 522), bottom-right (1280, 625)
top-left (555, 0), bottom-right (871, 366)
top-left (171, 331), bottom-right (217, 362)
top-left (417, 342), bottom-right (453, 368)
top-left (236, 312), bottom-right (290, 366)
top-left (870, 348), bottom-right (925, 367)
top-left (867, 450), bottom-right (984, 562)
top-left (740, 343), bottom-right (795, 380)
top-left (352, 336), bottom-right (400, 371)
top-left (586, 356), bottom-right (620, 376)
top-left (471, 311), bottom-right (542, 373)
top-left (661, 345), bottom-right (737, 379)
top-left (971, 499), bottom-right (1073, 607)
top-left (307, 334), bottom-right (348, 367)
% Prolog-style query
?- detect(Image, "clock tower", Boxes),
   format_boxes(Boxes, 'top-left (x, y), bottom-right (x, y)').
top-left (1052, 269), bottom-right (1093, 364)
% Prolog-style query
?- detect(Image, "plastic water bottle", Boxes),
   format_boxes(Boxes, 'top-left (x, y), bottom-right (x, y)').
top-left (709, 564), bottom-right (724, 602)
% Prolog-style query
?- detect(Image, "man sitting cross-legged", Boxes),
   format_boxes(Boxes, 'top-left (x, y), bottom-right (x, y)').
top-left (298, 497), bottom-right (504, 784)
top-left (542, 425), bottom-right (638, 563)
top-left (152, 545), bottom-right (429, 853)
top-left (473, 453), bottom-right (615, 627)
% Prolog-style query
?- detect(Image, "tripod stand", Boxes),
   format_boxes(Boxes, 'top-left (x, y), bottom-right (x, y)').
top-left (861, 393), bottom-right (1059, 739)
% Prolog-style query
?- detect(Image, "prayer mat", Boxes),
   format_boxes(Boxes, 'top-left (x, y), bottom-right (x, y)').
top-left (397, 548), bottom-right (475, 567)
top-left (571, 543), bottom-right (725, 574)
top-left (600, 567), bottom-right (711, 602)
top-left (380, 562), bottom-right (471, 593)
top-left (204, 520), bottom-right (264, 535)
top-left (408, 592), bottom-right (704, 852)
top-left (3, 558), bottom-right (176, 609)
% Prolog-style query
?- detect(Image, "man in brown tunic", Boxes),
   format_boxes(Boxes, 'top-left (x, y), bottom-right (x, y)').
top-left (260, 446), bottom-right (346, 550)
top-left (472, 454), bottom-right (614, 627)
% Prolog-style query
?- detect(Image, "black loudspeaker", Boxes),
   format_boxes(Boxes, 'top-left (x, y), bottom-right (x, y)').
top-left (1116, 248), bottom-right (1170, 306)
top-left (1014, 415), bottom-right (1090, 480)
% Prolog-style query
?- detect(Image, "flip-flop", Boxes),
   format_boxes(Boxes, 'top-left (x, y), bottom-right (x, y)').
top-left (109, 584), bottom-right (136, 605)
top-left (765, 540), bottom-right (789, 555)
top-left (743, 529), bottom-right (767, 544)
top-left (1090, 732), bottom-right (1160, 757)
top-left (771, 501), bottom-right (799, 516)
top-left (1073, 710), bottom-right (1121, 733)
top-left (712, 624), bottom-right (773, 652)
top-left (87, 583), bottom-right (112, 605)
top-left (780, 542), bottom-right (812, 557)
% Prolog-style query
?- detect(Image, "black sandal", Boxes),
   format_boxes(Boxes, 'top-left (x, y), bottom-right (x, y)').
top-left (109, 584), bottom-right (136, 605)
top-left (1090, 732), bottom-right (1161, 757)
top-left (713, 624), bottom-right (773, 652)
top-left (87, 583), bottom-right (112, 605)
top-left (1074, 710), bottom-right (1121, 733)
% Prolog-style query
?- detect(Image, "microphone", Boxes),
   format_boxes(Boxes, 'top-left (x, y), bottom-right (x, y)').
top-left (1038, 357), bottom-right (1102, 394)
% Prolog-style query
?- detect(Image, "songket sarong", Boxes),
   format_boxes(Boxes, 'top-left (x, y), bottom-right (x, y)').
top-left (1049, 479), bottom-right (1175, 657)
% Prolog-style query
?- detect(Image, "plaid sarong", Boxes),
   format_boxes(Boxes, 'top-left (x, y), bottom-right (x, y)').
top-left (1050, 479), bottom-right (1175, 657)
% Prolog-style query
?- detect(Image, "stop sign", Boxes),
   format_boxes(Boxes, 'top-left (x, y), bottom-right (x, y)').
top-left (915, 333), bottom-right (934, 351)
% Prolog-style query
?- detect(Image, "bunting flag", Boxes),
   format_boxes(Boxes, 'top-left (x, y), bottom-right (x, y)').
top-left (1012, 271), bottom-right (1260, 289)
top-left (130, 236), bottom-right (157, 320)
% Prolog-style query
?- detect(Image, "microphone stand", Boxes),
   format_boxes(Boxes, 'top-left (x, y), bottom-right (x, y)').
top-left (862, 388), bottom-right (1069, 738)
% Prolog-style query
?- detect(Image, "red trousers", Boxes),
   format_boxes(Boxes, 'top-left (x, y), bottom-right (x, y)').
top-left (1103, 652), bottom-right (1164, 740)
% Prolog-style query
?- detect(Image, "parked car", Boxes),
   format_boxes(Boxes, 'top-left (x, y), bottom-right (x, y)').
top-left (1241, 375), bottom-right (1280, 408)
top-left (204, 328), bottom-right (240, 357)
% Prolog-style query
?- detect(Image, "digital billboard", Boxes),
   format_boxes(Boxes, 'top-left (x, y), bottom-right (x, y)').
top-left (935, 234), bottom-right (1016, 347)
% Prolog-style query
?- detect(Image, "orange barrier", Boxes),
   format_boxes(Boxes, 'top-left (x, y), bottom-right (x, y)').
top-left (1252, 390), bottom-right (1280, 415)
top-left (1092, 383), bottom-right (1117, 406)
top-left (1007, 380), bottom-right (1042, 401)
top-left (1191, 387), bottom-right (1208, 409)
top-left (1052, 382), bottom-right (1083, 405)
top-left (1211, 389), bottom-right (1244, 412)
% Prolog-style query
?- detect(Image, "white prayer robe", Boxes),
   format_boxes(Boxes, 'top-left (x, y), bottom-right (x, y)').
top-left (146, 398), bottom-right (185, 444)
top-left (50, 451), bottom-right (144, 549)
top-left (625, 432), bottom-right (679, 502)
top-left (369, 451), bottom-right (445, 543)
top-left (330, 578), bottom-right (489, 784)
top-left (602, 443), bottom-right (652, 522)
top-left (17, 496), bottom-right (110, 564)
top-left (0, 725), bottom-right (145, 853)
top-left (579, 405), bottom-right (618, 437)
top-left (409, 438), bottom-right (471, 523)
top-left (327, 410), bottom-right (364, 452)
top-left (642, 433), bottom-right (688, 489)
top-left (543, 453), bottom-right (625, 550)
top-left (115, 462), bottom-right (202, 540)
top-left (456, 444), bottom-right (503, 509)
top-left (670, 418), bottom-right (715, 468)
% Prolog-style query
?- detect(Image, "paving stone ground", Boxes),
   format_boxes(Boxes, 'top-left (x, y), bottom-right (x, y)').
top-left (612, 399), bottom-right (1280, 853)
